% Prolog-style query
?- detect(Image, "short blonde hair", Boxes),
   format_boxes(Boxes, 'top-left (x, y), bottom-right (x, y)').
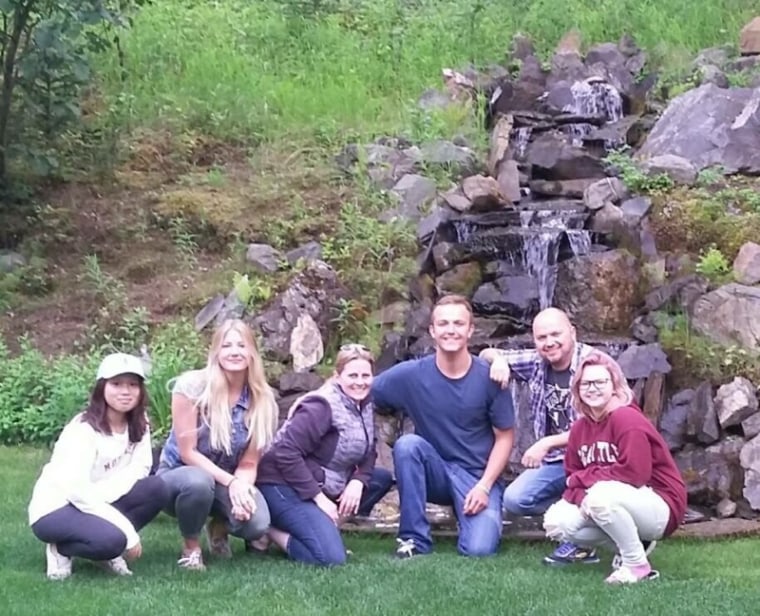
top-left (570, 350), bottom-right (633, 418)
top-left (335, 343), bottom-right (375, 374)
top-left (431, 294), bottom-right (473, 325)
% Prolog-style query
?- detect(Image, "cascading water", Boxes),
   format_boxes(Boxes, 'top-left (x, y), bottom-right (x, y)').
top-left (521, 229), bottom-right (561, 310)
top-left (519, 210), bottom-right (592, 310)
top-left (566, 229), bottom-right (591, 256)
top-left (511, 127), bottom-right (533, 158)
top-left (562, 78), bottom-right (623, 149)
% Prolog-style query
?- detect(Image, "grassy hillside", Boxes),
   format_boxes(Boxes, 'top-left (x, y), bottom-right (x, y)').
top-left (96, 0), bottom-right (756, 142)
top-left (1, 0), bottom-right (758, 382)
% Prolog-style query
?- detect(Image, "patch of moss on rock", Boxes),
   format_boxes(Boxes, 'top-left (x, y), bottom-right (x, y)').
top-left (650, 184), bottom-right (760, 261)
top-left (153, 188), bottom-right (252, 252)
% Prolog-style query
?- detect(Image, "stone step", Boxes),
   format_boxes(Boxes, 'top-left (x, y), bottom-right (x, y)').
top-left (342, 515), bottom-right (760, 541)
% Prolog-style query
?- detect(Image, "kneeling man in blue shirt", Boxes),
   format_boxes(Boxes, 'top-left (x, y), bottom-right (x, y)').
top-left (372, 294), bottom-right (515, 558)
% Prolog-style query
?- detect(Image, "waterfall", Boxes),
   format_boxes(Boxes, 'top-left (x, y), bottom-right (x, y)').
top-left (516, 208), bottom-right (593, 309)
top-left (563, 78), bottom-right (623, 149)
top-left (452, 220), bottom-right (477, 243)
top-left (522, 231), bottom-right (561, 310)
top-left (567, 229), bottom-right (592, 257)
top-left (519, 214), bottom-right (560, 310)
top-left (511, 127), bottom-right (533, 158)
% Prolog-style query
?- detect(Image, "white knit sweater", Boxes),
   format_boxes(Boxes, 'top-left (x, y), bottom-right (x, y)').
top-left (28, 413), bottom-right (153, 548)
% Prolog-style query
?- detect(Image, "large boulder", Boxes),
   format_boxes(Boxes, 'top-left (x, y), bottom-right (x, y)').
top-left (740, 433), bottom-right (760, 509)
top-left (685, 382), bottom-right (721, 446)
top-left (616, 343), bottom-right (671, 380)
top-left (525, 132), bottom-right (607, 180)
top-left (733, 241), bottom-right (760, 285)
top-left (690, 283), bottom-right (760, 351)
top-left (250, 260), bottom-right (349, 363)
top-left (675, 437), bottom-right (745, 505)
top-left (740, 17), bottom-right (760, 55)
top-left (554, 249), bottom-right (641, 333)
top-left (659, 389), bottom-right (693, 450)
top-left (637, 84), bottom-right (760, 174)
top-left (715, 377), bottom-right (759, 429)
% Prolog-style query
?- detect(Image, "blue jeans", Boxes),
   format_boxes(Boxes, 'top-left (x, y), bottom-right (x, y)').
top-left (502, 461), bottom-right (566, 516)
top-left (259, 468), bottom-right (393, 567)
top-left (393, 434), bottom-right (503, 557)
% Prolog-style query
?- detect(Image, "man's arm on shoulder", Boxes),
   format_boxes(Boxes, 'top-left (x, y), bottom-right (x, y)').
top-left (479, 347), bottom-right (538, 382)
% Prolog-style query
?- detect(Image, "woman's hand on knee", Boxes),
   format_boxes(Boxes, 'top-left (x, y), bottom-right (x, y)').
top-left (231, 504), bottom-right (251, 521)
top-left (229, 479), bottom-right (258, 516)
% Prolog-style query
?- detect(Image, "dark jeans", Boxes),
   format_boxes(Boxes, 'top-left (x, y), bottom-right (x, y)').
top-left (502, 460), bottom-right (566, 516)
top-left (259, 467), bottom-right (393, 566)
top-left (158, 464), bottom-right (270, 541)
top-left (31, 476), bottom-right (169, 561)
top-left (393, 434), bottom-right (503, 557)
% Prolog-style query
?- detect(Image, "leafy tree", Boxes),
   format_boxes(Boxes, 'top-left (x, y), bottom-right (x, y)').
top-left (0, 0), bottom-right (126, 185)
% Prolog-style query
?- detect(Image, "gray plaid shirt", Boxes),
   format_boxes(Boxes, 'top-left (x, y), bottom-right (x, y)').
top-left (498, 342), bottom-right (593, 463)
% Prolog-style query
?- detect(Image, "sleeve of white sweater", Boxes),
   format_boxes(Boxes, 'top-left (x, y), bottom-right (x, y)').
top-left (52, 420), bottom-right (141, 549)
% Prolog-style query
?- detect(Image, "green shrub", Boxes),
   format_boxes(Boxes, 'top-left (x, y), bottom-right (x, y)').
top-left (145, 320), bottom-right (206, 443)
top-left (655, 311), bottom-right (760, 386)
top-left (0, 320), bottom-right (205, 446)
top-left (0, 338), bottom-right (95, 445)
top-left (695, 245), bottom-right (731, 283)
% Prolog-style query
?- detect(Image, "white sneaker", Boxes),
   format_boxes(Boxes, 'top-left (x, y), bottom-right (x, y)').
top-left (99, 556), bottom-right (133, 576)
top-left (177, 548), bottom-right (206, 571)
top-left (46, 544), bottom-right (72, 580)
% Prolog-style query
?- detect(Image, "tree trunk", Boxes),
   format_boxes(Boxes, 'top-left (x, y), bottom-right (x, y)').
top-left (0, 1), bottom-right (36, 184)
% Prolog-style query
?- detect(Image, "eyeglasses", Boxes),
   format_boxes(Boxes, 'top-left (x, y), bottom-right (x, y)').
top-left (579, 378), bottom-right (611, 391)
top-left (340, 343), bottom-right (370, 353)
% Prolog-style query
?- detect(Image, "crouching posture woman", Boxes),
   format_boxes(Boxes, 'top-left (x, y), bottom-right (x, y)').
top-left (29, 353), bottom-right (168, 580)
top-left (157, 319), bottom-right (279, 570)
top-left (543, 351), bottom-right (687, 585)
top-left (256, 344), bottom-right (393, 566)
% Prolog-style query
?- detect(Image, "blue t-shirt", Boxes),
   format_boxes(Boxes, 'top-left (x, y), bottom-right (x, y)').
top-left (371, 355), bottom-right (515, 474)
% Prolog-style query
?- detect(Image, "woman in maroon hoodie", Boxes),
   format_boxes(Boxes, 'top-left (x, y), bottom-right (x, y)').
top-left (255, 344), bottom-right (393, 566)
top-left (542, 350), bottom-right (686, 584)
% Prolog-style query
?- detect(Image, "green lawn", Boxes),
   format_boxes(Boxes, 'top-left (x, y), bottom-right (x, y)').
top-left (1, 446), bottom-right (756, 616)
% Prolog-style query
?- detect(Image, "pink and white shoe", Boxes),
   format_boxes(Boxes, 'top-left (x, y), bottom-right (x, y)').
top-left (605, 563), bottom-right (660, 584)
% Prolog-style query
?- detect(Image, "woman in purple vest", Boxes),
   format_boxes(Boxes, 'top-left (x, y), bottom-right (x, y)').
top-left (255, 344), bottom-right (393, 566)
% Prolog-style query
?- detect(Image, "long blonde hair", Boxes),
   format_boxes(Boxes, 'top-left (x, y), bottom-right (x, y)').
top-left (197, 319), bottom-right (277, 453)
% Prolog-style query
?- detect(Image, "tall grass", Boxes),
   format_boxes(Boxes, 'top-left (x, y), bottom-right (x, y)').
top-left (98, 0), bottom-right (754, 142)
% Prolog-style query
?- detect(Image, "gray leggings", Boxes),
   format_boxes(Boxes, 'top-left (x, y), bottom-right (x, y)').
top-left (157, 465), bottom-right (270, 540)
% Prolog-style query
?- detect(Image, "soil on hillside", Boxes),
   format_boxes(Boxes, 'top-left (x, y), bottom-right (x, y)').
top-left (0, 134), bottom-right (352, 356)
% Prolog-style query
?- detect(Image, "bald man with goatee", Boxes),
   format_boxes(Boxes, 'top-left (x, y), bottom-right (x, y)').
top-left (480, 308), bottom-right (597, 566)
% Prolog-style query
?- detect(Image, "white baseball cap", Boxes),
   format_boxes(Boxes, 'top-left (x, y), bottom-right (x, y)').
top-left (96, 353), bottom-right (146, 380)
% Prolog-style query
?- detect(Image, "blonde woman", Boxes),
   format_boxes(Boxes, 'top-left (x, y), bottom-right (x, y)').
top-left (157, 319), bottom-right (278, 570)
top-left (542, 351), bottom-right (687, 584)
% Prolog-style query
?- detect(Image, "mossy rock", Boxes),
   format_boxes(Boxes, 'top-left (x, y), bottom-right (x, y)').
top-left (153, 188), bottom-right (252, 252)
top-left (649, 185), bottom-right (760, 261)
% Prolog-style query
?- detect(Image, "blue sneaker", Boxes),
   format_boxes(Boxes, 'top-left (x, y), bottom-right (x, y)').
top-left (543, 542), bottom-right (600, 566)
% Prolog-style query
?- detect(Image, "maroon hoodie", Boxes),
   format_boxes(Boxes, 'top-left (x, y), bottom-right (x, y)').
top-left (563, 404), bottom-right (687, 536)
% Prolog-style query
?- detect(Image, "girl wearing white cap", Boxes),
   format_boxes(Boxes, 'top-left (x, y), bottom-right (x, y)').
top-left (28, 352), bottom-right (169, 580)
